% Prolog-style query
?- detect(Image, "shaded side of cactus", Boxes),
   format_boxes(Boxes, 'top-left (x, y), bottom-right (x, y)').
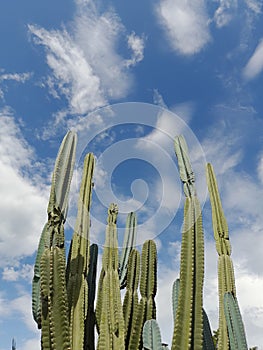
top-left (84, 243), bottom-right (98, 350)
top-left (122, 249), bottom-right (140, 346)
top-left (12, 338), bottom-right (16, 350)
top-left (119, 212), bottom-right (137, 289)
top-left (224, 292), bottom-right (248, 350)
top-left (143, 319), bottom-right (163, 350)
top-left (37, 131), bottom-right (77, 350)
top-left (172, 279), bottom-right (180, 323)
top-left (96, 204), bottom-right (125, 350)
top-left (172, 197), bottom-right (204, 350)
top-left (128, 240), bottom-right (157, 350)
top-left (66, 153), bottom-right (95, 350)
top-left (206, 163), bottom-right (237, 350)
top-left (203, 309), bottom-right (216, 350)
top-left (32, 131), bottom-right (77, 331)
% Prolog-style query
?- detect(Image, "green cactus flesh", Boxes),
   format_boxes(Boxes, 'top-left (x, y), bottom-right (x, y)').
top-left (224, 293), bottom-right (248, 350)
top-left (206, 163), bottom-right (238, 350)
top-left (143, 319), bottom-right (163, 350)
top-left (66, 153), bottom-right (95, 350)
top-left (202, 309), bottom-right (216, 350)
top-left (119, 212), bottom-right (137, 289)
top-left (172, 197), bottom-right (204, 350)
top-left (96, 204), bottom-right (125, 350)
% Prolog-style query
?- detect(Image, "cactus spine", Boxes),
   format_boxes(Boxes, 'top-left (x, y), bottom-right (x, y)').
top-left (96, 204), bottom-right (125, 350)
top-left (66, 153), bottom-right (95, 349)
top-left (206, 163), bottom-right (237, 350)
top-left (172, 135), bottom-right (204, 350)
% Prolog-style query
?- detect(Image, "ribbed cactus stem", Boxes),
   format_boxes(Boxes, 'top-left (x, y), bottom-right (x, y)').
top-left (128, 239), bottom-right (157, 350)
top-left (206, 163), bottom-right (237, 350)
top-left (66, 153), bottom-right (95, 350)
top-left (35, 131), bottom-right (77, 350)
top-left (143, 319), bottom-right (163, 350)
top-left (96, 204), bottom-right (125, 350)
top-left (119, 212), bottom-right (137, 289)
top-left (172, 135), bottom-right (204, 350)
top-left (224, 292), bottom-right (248, 350)
top-left (32, 131), bottom-right (77, 332)
top-left (122, 249), bottom-right (140, 345)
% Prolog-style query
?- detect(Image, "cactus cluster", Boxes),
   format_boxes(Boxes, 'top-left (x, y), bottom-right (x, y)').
top-left (32, 131), bottom-right (249, 349)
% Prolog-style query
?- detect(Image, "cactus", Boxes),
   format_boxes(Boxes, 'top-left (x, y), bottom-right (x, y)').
top-left (33, 131), bottom-right (77, 350)
top-left (84, 243), bottom-right (98, 350)
top-left (122, 249), bottom-right (140, 346)
top-left (32, 131), bottom-right (250, 350)
top-left (224, 292), bottom-right (248, 350)
top-left (172, 135), bottom-right (204, 350)
top-left (119, 212), bottom-right (137, 289)
top-left (203, 309), bottom-right (216, 350)
top-left (11, 338), bottom-right (16, 350)
top-left (96, 204), bottom-right (125, 350)
top-left (66, 153), bottom-right (95, 349)
top-left (128, 239), bottom-right (157, 350)
top-left (206, 163), bottom-right (238, 350)
top-left (143, 319), bottom-right (163, 350)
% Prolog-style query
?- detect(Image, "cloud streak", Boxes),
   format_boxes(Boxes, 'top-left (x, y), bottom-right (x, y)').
top-left (156, 0), bottom-right (211, 55)
top-left (243, 38), bottom-right (263, 80)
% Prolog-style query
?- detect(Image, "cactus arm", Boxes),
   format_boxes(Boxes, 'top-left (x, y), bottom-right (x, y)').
top-left (66, 153), bottom-right (95, 350)
top-left (119, 212), bottom-right (137, 289)
top-left (123, 249), bottom-right (140, 345)
top-left (206, 163), bottom-right (239, 350)
top-left (203, 309), bottom-right (216, 350)
top-left (224, 293), bottom-right (248, 350)
top-left (47, 130), bottom-right (77, 219)
top-left (174, 135), bottom-right (195, 197)
top-left (172, 279), bottom-right (180, 323)
top-left (142, 319), bottom-right (163, 350)
top-left (97, 204), bottom-right (125, 350)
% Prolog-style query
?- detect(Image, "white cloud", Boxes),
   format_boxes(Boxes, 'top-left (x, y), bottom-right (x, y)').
top-left (20, 337), bottom-right (41, 350)
top-left (0, 111), bottom-right (48, 265)
top-left (29, 25), bottom-right (106, 115)
top-left (243, 38), bottom-right (263, 80)
top-left (257, 152), bottom-right (263, 183)
top-left (245, 0), bottom-right (262, 14)
top-left (0, 72), bottom-right (32, 83)
top-left (156, 0), bottom-right (211, 55)
top-left (125, 32), bottom-right (145, 67)
top-left (213, 0), bottom-right (237, 28)
top-left (2, 264), bottom-right (33, 283)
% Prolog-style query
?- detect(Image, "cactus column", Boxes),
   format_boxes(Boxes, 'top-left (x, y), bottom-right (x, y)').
top-left (96, 204), bottom-right (125, 350)
top-left (172, 135), bottom-right (204, 350)
top-left (66, 153), bottom-right (95, 350)
top-left (206, 163), bottom-right (247, 350)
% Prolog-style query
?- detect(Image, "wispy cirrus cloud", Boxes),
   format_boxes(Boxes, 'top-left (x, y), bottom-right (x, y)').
top-left (243, 38), bottom-right (263, 80)
top-left (0, 71), bottom-right (32, 100)
top-left (156, 0), bottom-right (211, 55)
top-left (213, 0), bottom-right (237, 28)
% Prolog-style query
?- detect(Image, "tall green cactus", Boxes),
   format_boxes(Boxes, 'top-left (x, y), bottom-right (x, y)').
top-left (38, 130), bottom-right (77, 350)
top-left (122, 249), bottom-right (140, 346)
top-left (224, 292), bottom-right (248, 350)
top-left (206, 163), bottom-right (237, 350)
top-left (66, 153), bottom-right (95, 349)
top-left (128, 239), bottom-right (157, 350)
top-left (96, 204), bottom-right (125, 350)
top-left (172, 135), bottom-right (204, 350)
top-left (85, 243), bottom-right (98, 350)
top-left (119, 212), bottom-right (137, 289)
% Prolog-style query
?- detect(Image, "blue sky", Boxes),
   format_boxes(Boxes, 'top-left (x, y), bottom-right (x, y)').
top-left (0, 0), bottom-right (263, 349)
